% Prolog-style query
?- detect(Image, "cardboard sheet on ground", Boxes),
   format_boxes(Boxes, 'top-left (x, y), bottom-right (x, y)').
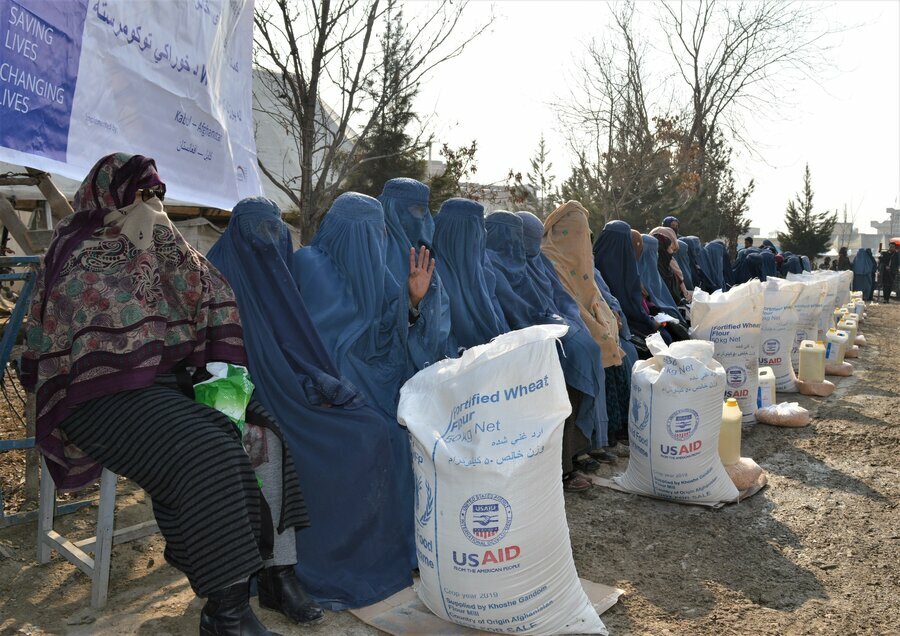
top-left (348, 579), bottom-right (623, 635)
top-left (587, 473), bottom-right (768, 509)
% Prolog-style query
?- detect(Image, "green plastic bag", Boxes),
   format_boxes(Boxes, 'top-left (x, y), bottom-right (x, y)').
top-left (194, 362), bottom-right (255, 435)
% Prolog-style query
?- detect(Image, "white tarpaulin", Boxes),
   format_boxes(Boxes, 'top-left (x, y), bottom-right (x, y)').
top-left (0, 0), bottom-right (261, 209)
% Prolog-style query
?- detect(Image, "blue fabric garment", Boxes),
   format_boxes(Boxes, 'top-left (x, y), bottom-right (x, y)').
top-left (432, 198), bottom-right (510, 352)
top-left (377, 179), bottom-right (451, 371)
top-left (639, 233), bottom-right (680, 317)
top-left (291, 193), bottom-right (416, 569)
top-left (852, 248), bottom-right (876, 298)
top-left (593, 220), bottom-right (658, 338)
top-left (801, 255), bottom-right (811, 271)
top-left (733, 247), bottom-right (758, 283)
top-left (759, 250), bottom-right (777, 280)
top-left (207, 197), bottom-right (412, 609)
top-left (761, 239), bottom-right (780, 254)
top-left (486, 211), bottom-right (606, 441)
top-left (517, 211), bottom-right (609, 445)
top-left (593, 269), bottom-right (638, 377)
top-left (675, 239), bottom-right (694, 289)
top-left (684, 235), bottom-right (712, 292)
top-left (702, 240), bottom-right (728, 291)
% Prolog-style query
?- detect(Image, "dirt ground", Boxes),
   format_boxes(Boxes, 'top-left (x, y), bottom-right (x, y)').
top-left (1, 305), bottom-right (897, 635)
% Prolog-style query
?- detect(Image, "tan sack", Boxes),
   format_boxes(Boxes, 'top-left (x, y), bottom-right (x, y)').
top-left (725, 458), bottom-right (765, 491)
top-left (825, 361), bottom-right (853, 377)
top-left (855, 334), bottom-right (867, 346)
top-left (756, 402), bottom-right (812, 427)
top-left (797, 379), bottom-right (835, 397)
top-left (845, 345), bottom-right (859, 359)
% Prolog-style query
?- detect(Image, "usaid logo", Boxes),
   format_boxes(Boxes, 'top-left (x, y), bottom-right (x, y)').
top-left (459, 494), bottom-right (512, 547)
top-left (666, 409), bottom-right (699, 441)
top-left (726, 366), bottom-right (747, 388)
top-left (763, 339), bottom-right (780, 355)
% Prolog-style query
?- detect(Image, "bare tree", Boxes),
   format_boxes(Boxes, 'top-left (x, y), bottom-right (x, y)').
top-left (253, 0), bottom-right (491, 241)
top-left (659, 0), bottom-right (834, 195)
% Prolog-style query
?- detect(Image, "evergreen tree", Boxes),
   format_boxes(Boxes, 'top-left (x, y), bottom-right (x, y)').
top-left (526, 134), bottom-right (555, 217)
top-left (428, 141), bottom-right (479, 205)
top-left (342, 2), bottom-right (426, 196)
top-left (777, 164), bottom-right (837, 258)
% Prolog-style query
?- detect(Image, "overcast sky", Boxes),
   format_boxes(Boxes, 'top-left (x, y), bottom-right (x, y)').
top-left (412, 1), bottom-right (900, 237)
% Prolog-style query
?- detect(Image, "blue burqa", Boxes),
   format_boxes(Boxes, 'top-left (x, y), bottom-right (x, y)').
top-left (801, 255), bottom-right (811, 271)
top-left (377, 178), bottom-right (451, 370)
top-left (759, 250), bottom-right (777, 280)
top-left (852, 248), bottom-right (876, 298)
top-left (594, 220), bottom-right (659, 338)
top-left (432, 198), bottom-right (510, 352)
top-left (486, 211), bottom-right (607, 441)
top-left (702, 240), bottom-right (728, 291)
top-left (291, 193), bottom-right (416, 568)
top-left (593, 268), bottom-right (639, 375)
top-left (639, 233), bottom-right (680, 317)
top-left (207, 197), bottom-right (412, 608)
top-left (675, 239), bottom-right (694, 289)
top-left (685, 235), bottom-right (714, 292)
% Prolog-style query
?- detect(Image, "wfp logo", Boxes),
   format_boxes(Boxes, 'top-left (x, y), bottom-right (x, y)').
top-left (414, 475), bottom-right (434, 527)
top-left (726, 366), bottom-right (747, 388)
top-left (763, 339), bottom-right (780, 355)
top-left (666, 409), bottom-right (699, 441)
top-left (631, 396), bottom-right (650, 430)
top-left (459, 494), bottom-right (512, 547)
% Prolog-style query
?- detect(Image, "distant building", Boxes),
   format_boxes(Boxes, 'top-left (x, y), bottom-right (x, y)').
top-left (869, 207), bottom-right (900, 250)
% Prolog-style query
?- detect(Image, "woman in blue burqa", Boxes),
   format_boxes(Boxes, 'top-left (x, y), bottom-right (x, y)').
top-left (207, 197), bottom-right (414, 610)
top-left (377, 178), bottom-right (451, 371)
top-left (483, 211), bottom-right (607, 488)
top-left (705, 239), bottom-right (734, 290)
top-left (593, 220), bottom-right (661, 342)
top-left (852, 248), bottom-right (877, 301)
top-left (291, 193), bottom-right (434, 572)
top-left (431, 198), bottom-right (510, 353)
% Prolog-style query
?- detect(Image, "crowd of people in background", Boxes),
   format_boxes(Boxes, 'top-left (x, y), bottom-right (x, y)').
top-left (18, 153), bottom-right (899, 635)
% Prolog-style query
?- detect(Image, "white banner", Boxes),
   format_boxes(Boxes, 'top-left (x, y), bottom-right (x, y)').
top-left (0, 0), bottom-right (261, 209)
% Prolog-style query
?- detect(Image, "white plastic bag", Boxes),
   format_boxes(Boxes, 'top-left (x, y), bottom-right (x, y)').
top-left (690, 281), bottom-right (764, 424)
top-left (759, 278), bottom-right (804, 392)
top-left (398, 325), bottom-right (606, 635)
top-left (615, 333), bottom-right (739, 505)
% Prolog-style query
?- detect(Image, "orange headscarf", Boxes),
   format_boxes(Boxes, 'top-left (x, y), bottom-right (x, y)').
top-left (542, 201), bottom-right (622, 368)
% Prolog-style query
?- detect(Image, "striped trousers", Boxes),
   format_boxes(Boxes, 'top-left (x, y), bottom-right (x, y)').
top-left (59, 382), bottom-right (307, 596)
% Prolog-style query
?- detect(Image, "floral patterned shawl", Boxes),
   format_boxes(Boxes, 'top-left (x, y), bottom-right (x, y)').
top-left (21, 153), bottom-right (246, 490)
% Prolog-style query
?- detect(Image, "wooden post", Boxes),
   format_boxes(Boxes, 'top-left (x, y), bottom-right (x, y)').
top-left (24, 391), bottom-right (38, 504)
top-left (24, 168), bottom-right (73, 221)
top-left (0, 194), bottom-right (38, 255)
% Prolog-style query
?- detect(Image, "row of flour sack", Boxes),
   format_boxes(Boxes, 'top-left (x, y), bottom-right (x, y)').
top-left (398, 325), bottom-right (608, 636)
top-left (614, 333), bottom-right (740, 505)
top-left (690, 281), bottom-right (764, 424)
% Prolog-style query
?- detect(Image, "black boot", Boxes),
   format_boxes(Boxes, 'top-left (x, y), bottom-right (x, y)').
top-left (258, 565), bottom-right (326, 625)
top-left (199, 581), bottom-right (281, 636)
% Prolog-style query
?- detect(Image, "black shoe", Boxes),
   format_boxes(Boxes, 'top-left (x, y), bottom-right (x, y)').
top-left (200, 581), bottom-right (281, 636)
top-left (258, 565), bottom-right (326, 625)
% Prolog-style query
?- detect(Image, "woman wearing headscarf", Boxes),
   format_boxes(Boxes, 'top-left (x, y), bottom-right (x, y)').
top-left (759, 249), bottom-right (778, 280)
top-left (431, 198), bottom-right (509, 353)
top-left (593, 220), bottom-right (659, 340)
top-left (207, 197), bottom-right (413, 610)
top-left (484, 211), bottom-right (607, 488)
top-left (21, 154), bottom-right (315, 635)
top-left (542, 201), bottom-right (629, 456)
top-left (650, 225), bottom-right (691, 304)
top-left (837, 246), bottom-right (852, 271)
top-left (377, 178), bottom-right (451, 371)
top-left (291, 192), bottom-right (427, 571)
top-left (852, 247), bottom-right (876, 300)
